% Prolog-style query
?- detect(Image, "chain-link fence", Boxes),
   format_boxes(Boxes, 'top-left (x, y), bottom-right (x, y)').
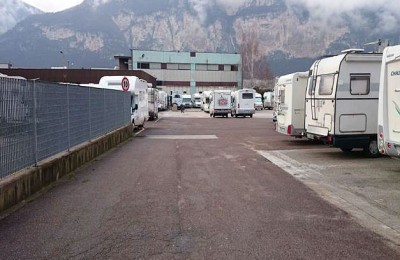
top-left (0, 77), bottom-right (131, 178)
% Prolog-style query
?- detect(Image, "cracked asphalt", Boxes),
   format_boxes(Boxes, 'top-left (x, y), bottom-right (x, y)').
top-left (0, 110), bottom-right (399, 259)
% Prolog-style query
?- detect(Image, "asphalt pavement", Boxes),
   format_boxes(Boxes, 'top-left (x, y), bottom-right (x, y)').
top-left (0, 109), bottom-right (399, 259)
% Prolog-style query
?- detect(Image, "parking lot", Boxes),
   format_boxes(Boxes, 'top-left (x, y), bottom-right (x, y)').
top-left (155, 109), bottom-right (400, 247)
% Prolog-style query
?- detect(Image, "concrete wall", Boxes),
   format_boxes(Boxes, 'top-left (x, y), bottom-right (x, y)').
top-left (0, 124), bottom-right (133, 215)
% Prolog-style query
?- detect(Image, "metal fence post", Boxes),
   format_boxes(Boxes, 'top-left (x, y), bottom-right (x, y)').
top-left (89, 87), bottom-right (91, 141)
top-left (67, 83), bottom-right (71, 151)
top-left (33, 80), bottom-right (38, 166)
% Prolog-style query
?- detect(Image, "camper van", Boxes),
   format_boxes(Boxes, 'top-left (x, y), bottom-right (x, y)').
top-left (231, 88), bottom-right (256, 118)
top-left (202, 91), bottom-right (212, 112)
top-left (99, 76), bottom-right (148, 128)
top-left (304, 49), bottom-right (382, 157)
top-left (276, 72), bottom-right (309, 137)
top-left (182, 94), bottom-right (192, 108)
top-left (147, 87), bottom-right (159, 120)
top-left (158, 90), bottom-right (168, 111)
top-left (171, 91), bottom-right (183, 108)
top-left (263, 91), bottom-right (274, 110)
top-left (192, 92), bottom-right (202, 108)
top-left (378, 45), bottom-right (400, 157)
top-left (254, 93), bottom-right (263, 110)
top-left (209, 90), bottom-right (232, 118)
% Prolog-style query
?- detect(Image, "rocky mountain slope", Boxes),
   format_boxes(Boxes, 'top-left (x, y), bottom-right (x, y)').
top-left (0, 0), bottom-right (42, 35)
top-left (0, 0), bottom-right (399, 75)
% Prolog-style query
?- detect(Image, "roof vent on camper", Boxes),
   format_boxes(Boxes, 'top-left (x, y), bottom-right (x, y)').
top-left (341, 49), bottom-right (365, 54)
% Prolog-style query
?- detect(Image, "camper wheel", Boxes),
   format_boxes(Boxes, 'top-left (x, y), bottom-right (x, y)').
top-left (363, 139), bottom-right (379, 158)
top-left (250, 114), bottom-right (253, 118)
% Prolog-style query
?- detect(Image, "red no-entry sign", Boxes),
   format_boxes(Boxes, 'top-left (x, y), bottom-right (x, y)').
top-left (121, 77), bottom-right (130, 91)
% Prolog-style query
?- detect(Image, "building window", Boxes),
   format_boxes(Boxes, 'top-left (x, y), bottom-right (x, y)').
top-left (161, 63), bottom-right (167, 69)
top-left (190, 52), bottom-right (196, 57)
top-left (218, 65), bottom-right (224, 71)
top-left (137, 62), bottom-right (149, 69)
top-left (231, 65), bottom-right (238, 71)
top-left (350, 74), bottom-right (370, 95)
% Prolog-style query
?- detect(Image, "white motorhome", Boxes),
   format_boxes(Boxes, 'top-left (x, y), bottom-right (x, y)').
top-left (192, 92), bottom-right (202, 108)
top-left (275, 72), bottom-right (309, 137)
top-left (98, 76), bottom-right (148, 128)
top-left (182, 94), bottom-right (192, 108)
top-left (231, 88), bottom-right (256, 118)
top-left (157, 90), bottom-right (168, 111)
top-left (147, 87), bottom-right (159, 120)
top-left (171, 91), bottom-right (183, 108)
top-left (305, 49), bottom-right (382, 157)
top-left (378, 45), bottom-right (400, 157)
top-left (202, 91), bottom-right (212, 113)
top-left (209, 90), bottom-right (232, 118)
top-left (263, 91), bottom-right (274, 110)
top-left (254, 93), bottom-right (263, 110)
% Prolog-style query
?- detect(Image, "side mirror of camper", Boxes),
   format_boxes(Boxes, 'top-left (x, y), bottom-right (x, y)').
top-left (134, 104), bottom-right (138, 110)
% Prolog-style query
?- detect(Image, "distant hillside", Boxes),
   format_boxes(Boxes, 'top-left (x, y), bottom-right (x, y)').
top-left (0, 0), bottom-right (42, 35)
top-left (0, 0), bottom-right (399, 76)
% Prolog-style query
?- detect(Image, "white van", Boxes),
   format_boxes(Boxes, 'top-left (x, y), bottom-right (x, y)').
top-left (209, 90), bottom-right (232, 118)
top-left (158, 90), bottom-right (168, 111)
top-left (99, 76), bottom-right (148, 128)
top-left (182, 94), bottom-right (192, 108)
top-left (254, 93), bottom-right (263, 110)
top-left (231, 89), bottom-right (256, 118)
top-left (192, 92), bottom-right (202, 108)
top-left (378, 45), bottom-right (400, 157)
top-left (147, 87), bottom-right (159, 120)
top-left (263, 91), bottom-right (274, 110)
top-left (304, 49), bottom-right (382, 157)
top-left (275, 72), bottom-right (309, 137)
top-left (202, 91), bottom-right (212, 113)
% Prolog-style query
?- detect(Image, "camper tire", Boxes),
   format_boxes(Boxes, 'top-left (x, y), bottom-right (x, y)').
top-left (363, 139), bottom-right (379, 158)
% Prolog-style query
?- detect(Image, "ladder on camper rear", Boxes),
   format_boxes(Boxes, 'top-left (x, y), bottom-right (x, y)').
top-left (310, 60), bottom-right (320, 120)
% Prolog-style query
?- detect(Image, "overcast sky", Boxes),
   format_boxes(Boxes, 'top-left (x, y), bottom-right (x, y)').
top-left (23, 0), bottom-right (84, 12)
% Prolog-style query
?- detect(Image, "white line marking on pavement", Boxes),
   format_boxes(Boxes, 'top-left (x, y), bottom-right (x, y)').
top-left (145, 135), bottom-right (218, 140)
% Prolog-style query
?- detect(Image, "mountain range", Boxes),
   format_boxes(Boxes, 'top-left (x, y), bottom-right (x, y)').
top-left (0, 0), bottom-right (42, 35)
top-left (0, 0), bottom-right (399, 76)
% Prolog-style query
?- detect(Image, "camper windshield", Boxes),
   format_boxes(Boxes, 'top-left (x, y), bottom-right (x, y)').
top-left (318, 74), bottom-right (335, 95)
top-left (242, 93), bottom-right (254, 99)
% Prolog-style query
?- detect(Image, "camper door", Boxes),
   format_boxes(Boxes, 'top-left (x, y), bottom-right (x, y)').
top-left (387, 58), bottom-right (400, 143)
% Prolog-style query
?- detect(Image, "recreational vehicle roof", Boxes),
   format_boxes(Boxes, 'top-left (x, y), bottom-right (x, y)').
top-left (310, 52), bottom-right (382, 75)
top-left (99, 76), bottom-right (146, 92)
top-left (277, 72), bottom-right (309, 85)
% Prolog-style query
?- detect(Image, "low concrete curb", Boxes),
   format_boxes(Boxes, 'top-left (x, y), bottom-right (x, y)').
top-left (0, 124), bottom-right (133, 214)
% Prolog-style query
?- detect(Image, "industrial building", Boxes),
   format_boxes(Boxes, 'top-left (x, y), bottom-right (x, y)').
top-left (116, 50), bottom-right (242, 95)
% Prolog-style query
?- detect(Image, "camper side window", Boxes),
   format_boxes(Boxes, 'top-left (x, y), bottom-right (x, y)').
top-left (350, 75), bottom-right (370, 95)
top-left (318, 74), bottom-right (335, 95)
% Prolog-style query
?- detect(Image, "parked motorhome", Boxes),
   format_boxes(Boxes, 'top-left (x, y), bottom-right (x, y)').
top-left (254, 93), bottom-right (263, 110)
top-left (98, 76), bottom-right (148, 128)
top-left (171, 91), bottom-right (183, 108)
top-left (378, 45), bottom-right (400, 157)
top-left (192, 92), bottom-right (202, 108)
top-left (304, 49), bottom-right (382, 157)
top-left (147, 87), bottom-right (159, 120)
top-left (182, 94), bottom-right (192, 108)
top-left (263, 91), bottom-right (274, 110)
top-left (202, 91), bottom-right (212, 113)
top-left (158, 90), bottom-right (168, 111)
top-left (275, 72), bottom-right (308, 137)
top-left (209, 90), bottom-right (232, 118)
top-left (231, 89), bottom-right (256, 118)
